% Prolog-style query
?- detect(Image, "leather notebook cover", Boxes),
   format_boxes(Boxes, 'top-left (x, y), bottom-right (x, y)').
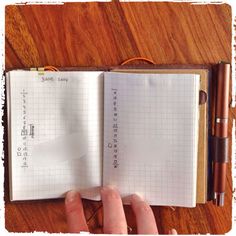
top-left (11, 64), bottom-right (210, 204)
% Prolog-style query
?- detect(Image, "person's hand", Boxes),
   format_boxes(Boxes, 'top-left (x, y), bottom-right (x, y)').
top-left (65, 186), bottom-right (177, 234)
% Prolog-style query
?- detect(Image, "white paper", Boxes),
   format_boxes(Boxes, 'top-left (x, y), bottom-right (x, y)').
top-left (8, 71), bottom-right (103, 201)
top-left (103, 72), bottom-right (200, 207)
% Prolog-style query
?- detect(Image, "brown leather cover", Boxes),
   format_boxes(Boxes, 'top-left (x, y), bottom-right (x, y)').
top-left (6, 64), bottom-right (212, 203)
top-left (5, 64), bottom-right (212, 72)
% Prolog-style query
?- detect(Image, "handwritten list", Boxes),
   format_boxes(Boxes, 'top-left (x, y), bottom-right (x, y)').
top-left (8, 71), bottom-right (104, 201)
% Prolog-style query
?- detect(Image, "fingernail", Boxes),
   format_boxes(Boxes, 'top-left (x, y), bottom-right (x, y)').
top-left (169, 229), bottom-right (177, 235)
top-left (101, 185), bottom-right (116, 193)
top-left (65, 190), bottom-right (79, 204)
top-left (101, 186), bottom-right (121, 200)
top-left (131, 193), bottom-right (144, 202)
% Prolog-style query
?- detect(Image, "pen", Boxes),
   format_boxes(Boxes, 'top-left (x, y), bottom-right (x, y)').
top-left (213, 62), bottom-right (230, 206)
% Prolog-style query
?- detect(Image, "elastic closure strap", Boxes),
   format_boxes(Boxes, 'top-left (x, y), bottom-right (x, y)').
top-left (121, 57), bottom-right (155, 65)
top-left (212, 136), bottom-right (229, 163)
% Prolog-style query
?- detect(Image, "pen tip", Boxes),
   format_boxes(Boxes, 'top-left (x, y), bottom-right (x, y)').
top-left (214, 192), bottom-right (225, 206)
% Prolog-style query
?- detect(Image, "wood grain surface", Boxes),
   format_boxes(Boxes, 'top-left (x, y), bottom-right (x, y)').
top-left (4, 2), bottom-right (233, 234)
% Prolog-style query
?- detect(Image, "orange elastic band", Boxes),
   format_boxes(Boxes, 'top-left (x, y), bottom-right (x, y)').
top-left (121, 57), bottom-right (155, 65)
top-left (44, 66), bottom-right (59, 71)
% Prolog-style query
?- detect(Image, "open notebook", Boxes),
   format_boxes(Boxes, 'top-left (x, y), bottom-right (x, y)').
top-left (7, 70), bottom-right (200, 207)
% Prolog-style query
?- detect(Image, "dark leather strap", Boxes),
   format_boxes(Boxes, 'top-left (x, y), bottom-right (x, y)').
top-left (212, 136), bottom-right (229, 163)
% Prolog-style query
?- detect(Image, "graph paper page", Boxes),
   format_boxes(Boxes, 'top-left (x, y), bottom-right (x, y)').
top-left (8, 71), bottom-right (103, 201)
top-left (103, 72), bottom-right (200, 207)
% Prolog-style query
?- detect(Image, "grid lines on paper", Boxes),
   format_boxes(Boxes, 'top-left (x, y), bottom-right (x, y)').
top-left (103, 73), bottom-right (199, 207)
top-left (10, 71), bottom-right (103, 200)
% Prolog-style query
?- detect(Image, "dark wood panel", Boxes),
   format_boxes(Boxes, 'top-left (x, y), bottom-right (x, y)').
top-left (5, 2), bottom-right (233, 234)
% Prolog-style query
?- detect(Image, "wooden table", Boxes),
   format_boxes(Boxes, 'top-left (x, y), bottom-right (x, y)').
top-left (5, 2), bottom-right (233, 234)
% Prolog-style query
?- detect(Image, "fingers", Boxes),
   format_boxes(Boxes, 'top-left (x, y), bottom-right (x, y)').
top-left (169, 229), bottom-right (178, 234)
top-left (101, 186), bottom-right (128, 234)
top-left (131, 194), bottom-right (158, 234)
top-left (65, 190), bottom-right (89, 233)
top-left (65, 189), bottom-right (177, 235)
